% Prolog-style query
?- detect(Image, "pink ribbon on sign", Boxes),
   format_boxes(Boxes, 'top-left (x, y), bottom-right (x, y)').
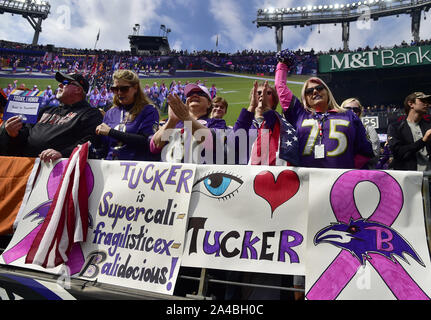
top-left (306, 170), bottom-right (430, 300)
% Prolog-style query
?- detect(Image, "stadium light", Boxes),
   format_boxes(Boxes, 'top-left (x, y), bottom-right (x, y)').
top-left (257, 0), bottom-right (431, 50)
top-left (0, 0), bottom-right (51, 45)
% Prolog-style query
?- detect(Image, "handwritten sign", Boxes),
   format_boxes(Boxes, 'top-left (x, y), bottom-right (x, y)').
top-left (0, 160), bottom-right (196, 295)
top-left (181, 165), bottom-right (308, 276)
top-left (3, 95), bottom-right (42, 124)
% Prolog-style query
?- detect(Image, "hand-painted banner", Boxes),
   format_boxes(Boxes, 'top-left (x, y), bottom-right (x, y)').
top-left (0, 159), bottom-right (196, 296)
top-left (305, 169), bottom-right (431, 300)
top-left (181, 165), bottom-right (308, 276)
top-left (0, 158), bottom-right (430, 300)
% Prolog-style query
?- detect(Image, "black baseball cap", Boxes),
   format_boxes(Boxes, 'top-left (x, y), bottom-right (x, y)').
top-left (55, 72), bottom-right (90, 94)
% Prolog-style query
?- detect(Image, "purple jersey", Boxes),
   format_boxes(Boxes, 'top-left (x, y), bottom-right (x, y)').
top-left (284, 96), bottom-right (372, 168)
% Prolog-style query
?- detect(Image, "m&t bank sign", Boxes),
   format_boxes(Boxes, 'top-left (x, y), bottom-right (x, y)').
top-left (318, 45), bottom-right (431, 73)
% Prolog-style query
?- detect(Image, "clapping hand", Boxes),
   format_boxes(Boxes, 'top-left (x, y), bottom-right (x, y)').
top-left (248, 81), bottom-right (259, 113)
top-left (167, 93), bottom-right (190, 122)
top-left (257, 81), bottom-right (271, 114)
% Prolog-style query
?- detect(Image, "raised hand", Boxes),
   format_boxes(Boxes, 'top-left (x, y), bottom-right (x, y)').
top-left (276, 49), bottom-right (297, 67)
top-left (248, 81), bottom-right (259, 113)
top-left (167, 93), bottom-right (190, 121)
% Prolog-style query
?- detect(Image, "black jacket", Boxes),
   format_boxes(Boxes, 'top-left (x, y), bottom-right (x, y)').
top-left (0, 100), bottom-right (103, 158)
top-left (387, 117), bottom-right (431, 171)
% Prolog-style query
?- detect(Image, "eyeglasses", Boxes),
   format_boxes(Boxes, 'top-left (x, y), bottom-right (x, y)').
top-left (257, 90), bottom-right (273, 96)
top-left (111, 85), bottom-right (132, 94)
top-left (62, 80), bottom-right (82, 89)
top-left (304, 84), bottom-right (325, 96)
top-left (187, 91), bottom-right (208, 98)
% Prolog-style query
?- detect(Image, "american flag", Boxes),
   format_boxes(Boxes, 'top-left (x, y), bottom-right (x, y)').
top-left (250, 112), bottom-right (299, 166)
top-left (25, 142), bottom-right (90, 269)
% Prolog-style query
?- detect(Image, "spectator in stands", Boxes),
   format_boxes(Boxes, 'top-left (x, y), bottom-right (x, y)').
top-left (4, 81), bottom-right (17, 97)
top-left (210, 84), bottom-right (217, 99)
top-left (233, 80), bottom-right (299, 166)
top-left (387, 92), bottom-right (431, 171)
top-left (376, 140), bottom-right (393, 170)
top-left (89, 87), bottom-right (100, 108)
top-left (150, 83), bottom-right (227, 162)
top-left (31, 85), bottom-right (39, 94)
top-left (95, 70), bottom-right (160, 161)
top-left (341, 98), bottom-right (380, 168)
top-left (275, 49), bottom-right (373, 300)
top-left (1, 72), bottom-right (103, 162)
top-left (98, 87), bottom-right (110, 112)
top-left (210, 96), bottom-right (228, 120)
top-left (275, 49), bottom-right (373, 169)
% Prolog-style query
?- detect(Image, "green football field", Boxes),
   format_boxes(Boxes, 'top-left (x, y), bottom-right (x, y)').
top-left (0, 73), bottom-right (306, 126)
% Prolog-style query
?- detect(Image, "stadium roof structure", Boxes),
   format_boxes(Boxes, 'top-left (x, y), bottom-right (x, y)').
top-left (0, 0), bottom-right (51, 45)
top-left (255, 0), bottom-right (431, 51)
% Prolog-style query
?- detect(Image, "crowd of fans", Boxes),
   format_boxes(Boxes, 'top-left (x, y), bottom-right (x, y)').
top-left (2, 35), bottom-right (431, 299)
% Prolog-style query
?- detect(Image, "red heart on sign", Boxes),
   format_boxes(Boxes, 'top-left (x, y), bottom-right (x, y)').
top-left (254, 170), bottom-right (300, 217)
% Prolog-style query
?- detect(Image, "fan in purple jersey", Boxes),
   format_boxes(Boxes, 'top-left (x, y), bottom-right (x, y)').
top-left (95, 69), bottom-right (160, 161)
top-left (275, 49), bottom-right (373, 169)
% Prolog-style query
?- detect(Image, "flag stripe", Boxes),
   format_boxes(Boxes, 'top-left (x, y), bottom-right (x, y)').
top-left (26, 142), bottom-right (90, 269)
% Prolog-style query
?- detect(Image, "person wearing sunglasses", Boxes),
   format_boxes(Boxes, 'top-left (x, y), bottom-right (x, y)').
top-left (1, 72), bottom-right (103, 162)
top-left (150, 83), bottom-right (227, 163)
top-left (94, 69), bottom-right (160, 161)
top-left (341, 98), bottom-right (380, 168)
top-left (274, 49), bottom-right (373, 170)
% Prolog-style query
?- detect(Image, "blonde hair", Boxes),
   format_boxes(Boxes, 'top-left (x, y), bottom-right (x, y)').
top-left (301, 77), bottom-right (344, 114)
top-left (112, 69), bottom-right (156, 121)
top-left (341, 97), bottom-right (363, 117)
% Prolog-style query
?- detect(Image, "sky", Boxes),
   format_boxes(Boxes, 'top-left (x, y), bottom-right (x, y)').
top-left (0, 0), bottom-right (430, 54)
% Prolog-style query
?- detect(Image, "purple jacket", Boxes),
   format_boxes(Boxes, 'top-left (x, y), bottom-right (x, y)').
top-left (101, 104), bottom-right (159, 160)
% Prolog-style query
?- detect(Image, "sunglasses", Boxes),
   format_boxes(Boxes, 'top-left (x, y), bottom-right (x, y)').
top-left (187, 90), bottom-right (208, 98)
top-left (304, 84), bottom-right (325, 96)
top-left (111, 85), bottom-right (132, 94)
top-left (62, 80), bottom-right (82, 89)
top-left (257, 90), bottom-right (273, 96)
top-left (345, 106), bottom-right (361, 113)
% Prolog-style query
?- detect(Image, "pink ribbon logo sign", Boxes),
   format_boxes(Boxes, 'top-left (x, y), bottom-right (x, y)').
top-left (2, 160), bottom-right (94, 275)
top-left (306, 170), bottom-right (430, 300)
